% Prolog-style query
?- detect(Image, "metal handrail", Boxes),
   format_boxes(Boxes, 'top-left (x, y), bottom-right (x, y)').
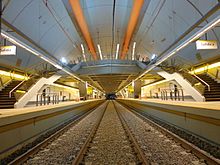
top-left (36, 93), bottom-right (59, 106)
top-left (161, 88), bottom-right (184, 101)
top-left (0, 79), bottom-right (12, 91)
top-left (9, 80), bottom-right (26, 98)
top-left (178, 69), bottom-right (206, 95)
top-left (0, 77), bottom-right (3, 87)
top-left (192, 74), bottom-right (210, 91)
top-left (8, 71), bottom-right (38, 98)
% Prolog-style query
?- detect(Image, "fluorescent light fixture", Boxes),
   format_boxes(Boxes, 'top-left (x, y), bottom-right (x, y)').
top-left (80, 44), bottom-right (86, 62)
top-left (40, 56), bottom-right (50, 62)
top-left (54, 64), bottom-right (62, 70)
top-left (153, 14), bottom-right (220, 67)
top-left (1, 31), bottom-right (39, 56)
top-left (151, 54), bottom-right (157, 60)
top-left (132, 80), bottom-right (135, 87)
top-left (52, 83), bottom-right (79, 91)
top-left (1, 30), bottom-right (104, 94)
top-left (142, 79), bottom-right (170, 88)
top-left (118, 14), bottom-right (220, 93)
top-left (15, 90), bottom-right (26, 94)
top-left (81, 44), bottom-right (85, 54)
top-left (61, 57), bottom-right (67, 64)
top-left (1, 30), bottom-right (63, 69)
top-left (97, 44), bottom-right (103, 60)
top-left (115, 44), bottom-right (120, 60)
top-left (189, 61), bottom-right (220, 74)
top-left (0, 70), bottom-right (29, 80)
top-left (132, 42), bottom-right (136, 60)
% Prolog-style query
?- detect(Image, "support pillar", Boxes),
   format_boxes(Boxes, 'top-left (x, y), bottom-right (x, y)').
top-left (134, 80), bottom-right (141, 98)
top-left (78, 82), bottom-right (87, 100)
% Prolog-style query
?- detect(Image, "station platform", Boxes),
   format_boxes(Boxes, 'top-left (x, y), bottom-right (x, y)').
top-left (137, 98), bottom-right (220, 111)
top-left (0, 100), bottom-right (90, 118)
top-left (118, 98), bottom-right (220, 120)
top-left (0, 99), bottom-right (104, 158)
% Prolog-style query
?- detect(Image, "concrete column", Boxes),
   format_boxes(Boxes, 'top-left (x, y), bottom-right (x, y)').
top-left (78, 82), bottom-right (87, 100)
top-left (134, 80), bottom-right (141, 98)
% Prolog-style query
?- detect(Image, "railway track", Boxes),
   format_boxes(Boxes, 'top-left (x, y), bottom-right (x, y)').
top-left (4, 100), bottom-right (220, 164)
top-left (73, 100), bottom-right (148, 164)
top-left (115, 101), bottom-right (220, 165)
top-left (4, 102), bottom-right (106, 165)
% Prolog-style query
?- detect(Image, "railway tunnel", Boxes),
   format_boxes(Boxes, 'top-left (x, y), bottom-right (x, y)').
top-left (0, 0), bottom-right (220, 164)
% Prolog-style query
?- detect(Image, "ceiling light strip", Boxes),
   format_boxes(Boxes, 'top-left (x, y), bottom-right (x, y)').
top-left (115, 43), bottom-right (120, 59)
top-left (69, 0), bottom-right (97, 60)
top-left (97, 44), bottom-right (103, 60)
top-left (1, 30), bottom-right (103, 94)
top-left (120, 0), bottom-right (144, 59)
top-left (118, 14), bottom-right (220, 92)
top-left (1, 30), bottom-right (62, 69)
top-left (132, 42), bottom-right (136, 60)
top-left (81, 44), bottom-right (86, 62)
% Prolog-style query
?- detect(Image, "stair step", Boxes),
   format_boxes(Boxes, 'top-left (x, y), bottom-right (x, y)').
top-left (0, 98), bottom-right (15, 100)
top-left (0, 100), bottom-right (16, 103)
top-left (0, 96), bottom-right (14, 98)
top-left (0, 102), bottom-right (15, 105)
top-left (0, 94), bottom-right (15, 96)
top-left (0, 105), bottom-right (14, 109)
top-left (205, 86), bottom-right (220, 89)
top-left (204, 82), bottom-right (219, 84)
top-left (206, 98), bottom-right (220, 101)
top-left (204, 95), bottom-right (220, 98)
top-left (1, 88), bottom-right (14, 90)
top-left (204, 92), bottom-right (220, 94)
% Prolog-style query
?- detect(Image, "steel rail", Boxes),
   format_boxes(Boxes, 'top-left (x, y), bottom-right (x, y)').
top-left (7, 103), bottom-right (104, 165)
top-left (112, 101), bottom-right (148, 165)
top-left (119, 102), bottom-right (220, 165)
top-left (71, 102), bottom-right (109, 165)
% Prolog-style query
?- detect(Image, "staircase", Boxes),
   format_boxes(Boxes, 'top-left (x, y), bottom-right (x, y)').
top-left (0, 80), bottom-right (21, 109)
top-left (197, 74), bottom-right (220, 101)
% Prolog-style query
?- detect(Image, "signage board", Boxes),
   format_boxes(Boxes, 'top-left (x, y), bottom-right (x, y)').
top-left (0, 45), bottom-right (16, 55)
top-left (87, 87), bottom-right (93, 95)
top-left (128, 85), bottom-right (134, 93)
top-left (196, 40), bottom-right (218, 50)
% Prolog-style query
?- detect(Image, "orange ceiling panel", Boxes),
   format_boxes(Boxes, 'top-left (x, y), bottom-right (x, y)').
top-left (69, 0), bottom-right (98, 60)
top-left (120, 0), bottom-right (144, 60)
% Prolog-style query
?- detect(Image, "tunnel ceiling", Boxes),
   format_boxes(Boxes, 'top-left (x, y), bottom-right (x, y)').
top-left (1, 0), bottom-right (220, 93)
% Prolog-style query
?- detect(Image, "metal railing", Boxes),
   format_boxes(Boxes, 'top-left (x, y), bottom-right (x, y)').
top-left (0, 75), bottom-right (17, 91)
top-left (192, 73), bottom-right (210, 91)
top-left (9, 73), bottom-right (33, 98)
top-left (9, 80), bottom-right (26, 98)
top-left (36, 93), bottom-right (59, 106)
top-left (14, 76), bottom-right (41, 101)
top-left (0, 78), bottom-right (12, 91)
top-left (161, 88), bottom-right (184, 101)
top-left (178, 69), bottom-right (206, 94)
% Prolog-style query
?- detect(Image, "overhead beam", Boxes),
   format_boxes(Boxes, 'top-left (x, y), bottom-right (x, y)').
top-left (120, 0), bottom-right (144, 60)
top-left (69, 0), bottom-right (98, 60)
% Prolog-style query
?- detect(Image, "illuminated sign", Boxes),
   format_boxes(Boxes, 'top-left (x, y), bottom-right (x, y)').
top-left (87, 87), bottom-right (93, 95)
top-left (196, 40), bottom-right (218, 50)
top-left (0, 45), bottom-right (16, 55)
top-left (128, 85), bottom-right (134, 93)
